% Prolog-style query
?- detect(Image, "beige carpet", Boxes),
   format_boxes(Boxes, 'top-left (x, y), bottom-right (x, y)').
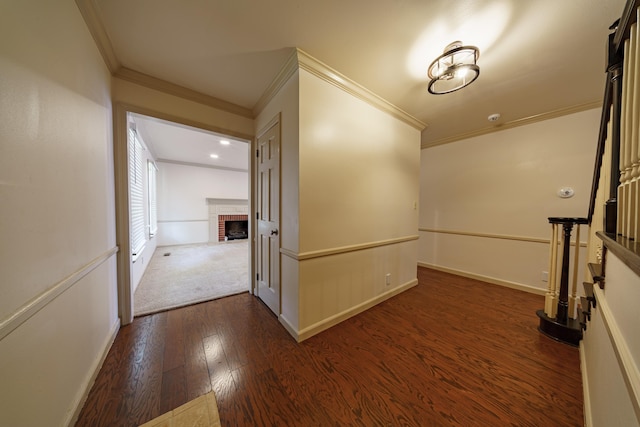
top-left (134, 240), bottom-right (249, 316)
top-left (139, 391), bottom-right (220, 427)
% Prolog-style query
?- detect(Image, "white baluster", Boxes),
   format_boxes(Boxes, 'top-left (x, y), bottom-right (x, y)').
top-left (626, 21), bottom-right (639, 240)
top-left (620, 37), bottom-right (631, 237)
top-left (545, 223), bottom-right (558, 318)
top-left (632, 11), bottom-right (640, 241)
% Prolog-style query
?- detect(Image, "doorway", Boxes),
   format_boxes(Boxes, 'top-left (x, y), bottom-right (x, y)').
top-left (113, 105), bottom-right (254, 324)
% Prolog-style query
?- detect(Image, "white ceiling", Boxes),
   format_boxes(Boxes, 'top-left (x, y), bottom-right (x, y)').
top-left (90, 0), bottom-right (626, 148)
top-left (131, 113), bottom-right (249, 170)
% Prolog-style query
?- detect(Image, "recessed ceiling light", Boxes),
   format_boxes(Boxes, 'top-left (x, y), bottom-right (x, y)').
top-left (210, 154), bottom-right (219, 159)
top-left (220, 140), bottom-right (230, 145)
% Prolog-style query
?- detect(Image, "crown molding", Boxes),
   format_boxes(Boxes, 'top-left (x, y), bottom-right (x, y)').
top-left (421, 101), bottom-right (602, 149)
top-left (75, 0), bottom-right (253, 119)
top-left (252, 49), bottom-right (300, 116)
top-left (114, 67), bottom-right (254, 119)
top-left (73, 3), bottom-right (424, 130)
top-left (75, 0), bottom-right (120, 73)
top-left (253, 48), bottom-right (427, 131)
top-left (296, 49), bottom-right (426, 130)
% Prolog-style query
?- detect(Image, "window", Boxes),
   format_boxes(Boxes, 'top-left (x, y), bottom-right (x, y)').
top-left (148, 160), bottom-right (158, 237)
top-left (128, 128), bottom-right (145, 259)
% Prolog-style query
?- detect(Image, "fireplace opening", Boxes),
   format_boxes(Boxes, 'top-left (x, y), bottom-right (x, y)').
top-left (217, 214), bottom-right (248, 241)
top-left (224, 220), bottom-right (248, 240)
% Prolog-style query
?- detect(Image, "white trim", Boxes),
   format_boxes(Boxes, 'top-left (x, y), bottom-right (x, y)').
top-left (0, 247), bottom-right (119, 341)
top-left (280, 235), bottom-right (419, 261)
top-left (419, 227), bottom-right (588, 247)
top-left (594, 285), bottom-right (640, 421)
top-left (206, 198), bottom-right (249, 205)
top-left (294, 278), bottom-right (419, 342)
top-left (66, 318), bottom-right (120, 427)
top-left (417, 262), bottom-right (546, 296)
top-left (421, 102), bottom-right (601, 148)
top-left (253, 49), bottom-right (300, 116)
top-left (296, 49), bottom-right (426, 130)
top-left (278, 314), bottom-right (299, 341)
top-left (74, 0), bottom-right (120, 73)
top-left (253, 48), bottom-right (426, 131)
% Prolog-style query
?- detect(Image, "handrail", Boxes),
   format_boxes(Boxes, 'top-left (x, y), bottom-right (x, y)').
top-left (587, 69), bottom-right (613, 222)
top-left (593, 0), bottom-right (640, 249)
top-left (614, 0), bottom-right (640, 51)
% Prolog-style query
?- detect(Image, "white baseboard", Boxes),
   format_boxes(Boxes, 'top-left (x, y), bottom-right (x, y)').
top-left (294, 279), bottom-right (418, 342)
top-left (417, 262), bottom-right (546, 296)
top-left (66, 318), bottom-right (121, 427)
top-left (278, 314), bottom-right (300, 342)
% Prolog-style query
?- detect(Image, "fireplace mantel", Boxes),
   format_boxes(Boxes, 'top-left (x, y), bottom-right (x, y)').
top-left (206, 198), bottom-right (248, 205)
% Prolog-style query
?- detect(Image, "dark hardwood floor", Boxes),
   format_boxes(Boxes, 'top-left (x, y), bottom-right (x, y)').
top-left (75, 267), bottom-right (583, 426)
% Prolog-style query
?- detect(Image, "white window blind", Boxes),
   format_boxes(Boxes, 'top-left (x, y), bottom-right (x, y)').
top-left (147, 160), bottom-right (158, 237)
top-left (128, 128), bottom-right (145, 258)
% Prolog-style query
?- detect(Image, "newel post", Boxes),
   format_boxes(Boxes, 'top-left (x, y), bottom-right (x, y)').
top-left (536, 217), bottom-right (588, 346)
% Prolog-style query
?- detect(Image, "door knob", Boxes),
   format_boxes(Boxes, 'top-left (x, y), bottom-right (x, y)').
top-left (271, 229), bottom-right (279, 236)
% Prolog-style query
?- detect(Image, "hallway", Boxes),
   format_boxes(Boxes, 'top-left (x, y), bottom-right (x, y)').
top-left (76, 267), bottom-right (582, 426)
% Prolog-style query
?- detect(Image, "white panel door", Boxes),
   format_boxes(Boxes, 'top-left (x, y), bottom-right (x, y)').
top-left (256, 120), bottom-right (280, 315)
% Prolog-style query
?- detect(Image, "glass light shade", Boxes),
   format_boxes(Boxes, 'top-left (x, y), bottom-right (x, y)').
top-left (427, 42), bottom-right (480, 94)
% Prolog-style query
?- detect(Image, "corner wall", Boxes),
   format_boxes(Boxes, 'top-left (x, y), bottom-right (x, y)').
top-left (418, 108), bottom-right (600, 293)
top-left (0, 1), bottom-right (118, 425)
top-left (295, 68), bottom-right (420, 339)
top-left (255, 55), bottom-right (421, 340)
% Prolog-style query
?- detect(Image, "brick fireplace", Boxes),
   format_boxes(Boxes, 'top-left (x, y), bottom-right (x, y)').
top-left (207, 198), bottom-right (248, 243)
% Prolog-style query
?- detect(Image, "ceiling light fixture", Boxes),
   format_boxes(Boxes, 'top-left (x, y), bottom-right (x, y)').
top-left (220, 140), bottom-right (230, 145)
top-left (427, 41), bottom-right (480, 95)
top-left (210, 154), bottom-right (219, 159)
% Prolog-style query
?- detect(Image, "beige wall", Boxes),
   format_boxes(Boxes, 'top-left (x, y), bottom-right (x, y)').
top-left (0, 0), bottom-right (118, 425)
top-left (419, 108), bottom-right (600, 292)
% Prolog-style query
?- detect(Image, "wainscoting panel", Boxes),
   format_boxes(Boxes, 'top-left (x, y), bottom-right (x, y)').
top-left (295, 238), bottom-right (418, 341)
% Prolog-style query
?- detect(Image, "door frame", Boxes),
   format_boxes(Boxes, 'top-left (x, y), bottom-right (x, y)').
top-left (112, 103), bottom-right (255, 325)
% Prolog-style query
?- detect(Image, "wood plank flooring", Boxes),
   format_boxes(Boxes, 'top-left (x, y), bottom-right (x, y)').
top-left (75, 267), bottom-right (583, 426)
